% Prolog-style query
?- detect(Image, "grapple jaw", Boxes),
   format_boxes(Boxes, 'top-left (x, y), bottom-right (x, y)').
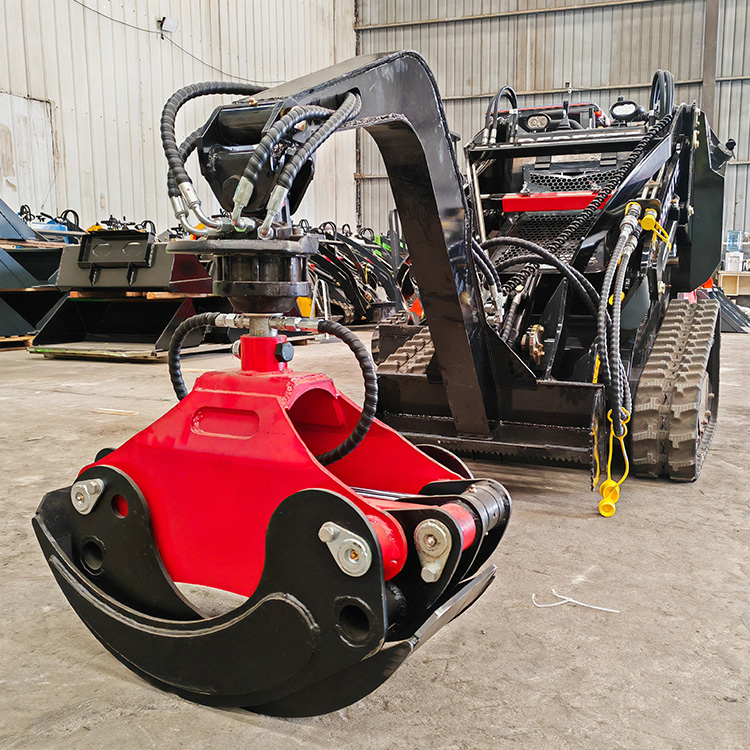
top-left (33, 338), bottom-right (510, 716)
top-left (35, 482), bottom-right (506, 716)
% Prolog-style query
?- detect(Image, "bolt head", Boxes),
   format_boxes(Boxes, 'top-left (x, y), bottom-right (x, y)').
top-left (70, 480), bottom-right (104, 514)
top-left (274, 341), bottom-right (294, 363)
top-left (421, 562), bottom-right (442, 583)
top-left (318, 523), bottom-right (339, 544)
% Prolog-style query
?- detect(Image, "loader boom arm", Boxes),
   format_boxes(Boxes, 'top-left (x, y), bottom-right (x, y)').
top-left (202, 51), bottom-right (494, 435)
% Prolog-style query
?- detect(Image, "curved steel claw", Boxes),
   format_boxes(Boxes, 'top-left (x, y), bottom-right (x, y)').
top-left (34, 478), bottom-right (498, 716)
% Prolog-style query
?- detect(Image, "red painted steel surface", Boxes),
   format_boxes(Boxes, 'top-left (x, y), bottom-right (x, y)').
top-left (81, 335), bottom-right (464, 599)
top-left (501, 191), bottom-right (608, 212)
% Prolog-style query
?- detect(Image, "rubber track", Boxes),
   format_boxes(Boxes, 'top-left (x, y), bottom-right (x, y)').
top-left (630, 298), bottom-right (720, 481)
top-left (377, 328), bottom-right (434, 374)
top-left (371, 310), bottom-right (411, 364)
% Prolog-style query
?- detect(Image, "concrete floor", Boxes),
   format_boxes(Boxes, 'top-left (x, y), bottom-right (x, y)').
top-left (1, 332), bottom-right (748, 749)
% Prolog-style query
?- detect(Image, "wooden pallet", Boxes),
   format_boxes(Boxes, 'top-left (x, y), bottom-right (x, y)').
top-left (26, 340), bottom-right (233, 362)
top-left (0, 334), bottom-right (34, 350)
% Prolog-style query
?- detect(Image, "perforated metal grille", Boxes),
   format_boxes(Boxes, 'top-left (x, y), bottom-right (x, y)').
top-left (526, 168), bottom-right (617, 193)
top-left (494, 213), bottom-right (591, 263)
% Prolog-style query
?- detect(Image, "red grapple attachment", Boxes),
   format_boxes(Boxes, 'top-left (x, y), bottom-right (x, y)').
top-left (34, 334), bottom-right (511, 716)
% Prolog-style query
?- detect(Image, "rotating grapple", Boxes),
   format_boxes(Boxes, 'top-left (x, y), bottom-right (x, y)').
top-left (34, 52), bottom-right (511, 715)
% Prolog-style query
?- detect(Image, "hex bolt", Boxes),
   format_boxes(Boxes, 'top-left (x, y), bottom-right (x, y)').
top-left (274, 341), bottom-right (295, 363)
top-left (421, 561), bottom-right (443, 583)
top-left (318, 522), bottom-right (339, 543)
top-left (70, 478), bottom-right (106, 515)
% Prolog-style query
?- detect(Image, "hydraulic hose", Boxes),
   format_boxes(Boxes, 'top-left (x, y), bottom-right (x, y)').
top-left (259, 93), bottom-right (361, 236)
top-left (231, 105), bottom-right (335, 225)
top-left (500, 278), bottom-right (529, 342)
top-left (483, 236), bottom-right (601, 311)
top-left (607, 230), bottom-right (640, 433)
top-left (472, 239), bottom-right (501, 287)
top-left (492, 86), bottom-right (518, 132)
top-left (483, 86), bottom-right (518, 144)
top-left (161, 81), bottom-right (265, 190)
top-left (649, 70), bottom-right (674, 120)
top-left (166, 126), bottom-right (204, 199)
top-left (243, 105), bottom-right (334, 186)
top-left (314, 319), bottom-right (378, 466)
top-left (596, 204), bottom-right (641, 421)
top-left (167, 314), bottom-right (377, 466)
top-left (471, 246), bottom-right (497, 288)
top-left (274, 93), bottom-right (361, 193)
top-left (168, 312), bottom-right (221, 400)
top-left (492, 252), bottom-right (599, 316)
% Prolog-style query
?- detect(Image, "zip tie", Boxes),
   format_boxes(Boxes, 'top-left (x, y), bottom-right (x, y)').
top-left (532, 589), bottom-right (620, 614)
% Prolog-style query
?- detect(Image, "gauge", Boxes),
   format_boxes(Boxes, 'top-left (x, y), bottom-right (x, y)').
top-left (526, 114), bottom-right (550, 131)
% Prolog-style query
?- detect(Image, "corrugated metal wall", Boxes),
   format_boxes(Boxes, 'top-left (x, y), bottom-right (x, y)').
top-left (356, 0), bottom-right (749, 235)
top-left (717, 0), bottom-right (750, 232)
top-left (0, 0), bottom-right (355, 230)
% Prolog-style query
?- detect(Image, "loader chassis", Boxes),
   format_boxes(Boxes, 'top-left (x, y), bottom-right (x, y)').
top-left (375, 82), bottom-right (730, 481)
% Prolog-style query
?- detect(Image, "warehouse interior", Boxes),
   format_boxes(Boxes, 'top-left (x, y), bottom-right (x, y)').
top-left (1, 1), bottom-right (749, 748)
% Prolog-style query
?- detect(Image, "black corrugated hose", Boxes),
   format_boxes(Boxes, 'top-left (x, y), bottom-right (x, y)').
top-left (166, 126), bottom-right (204, 199)
top-left (314, 319), bottom-right (378, 466)
top-left (274, 93), bottom-right (361, 192)
top-left (161, 81), bottom-right (266, 191)
top-left (240, 105), bottom-right (334, 188)
top-left (167, 315), bottom-right (377, 466)
top-left (168, 312), bottom-right (220, 400)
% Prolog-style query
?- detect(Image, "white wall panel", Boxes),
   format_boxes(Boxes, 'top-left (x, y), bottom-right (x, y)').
top-left (723, 164), bottom-right (749, 232)
top-left (0, 0), bottom-right (356, 230)
top-left (0, 92), bottom-right (55, 211)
